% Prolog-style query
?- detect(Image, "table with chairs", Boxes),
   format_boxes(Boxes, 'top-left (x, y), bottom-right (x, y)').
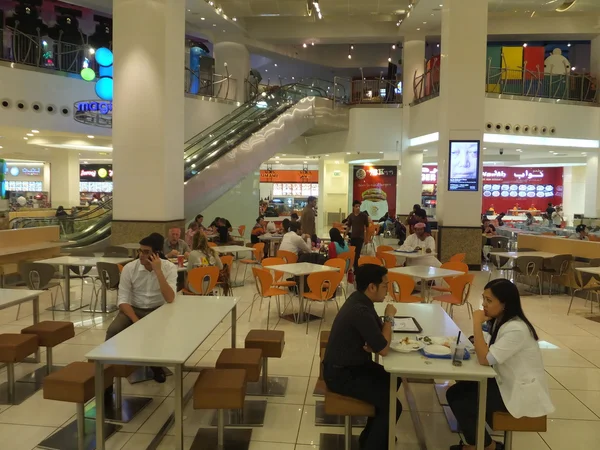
top-left (388, 266), bottom-right (465, 302)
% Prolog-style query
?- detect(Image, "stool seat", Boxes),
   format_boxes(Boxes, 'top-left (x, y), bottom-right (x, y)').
top-left (216, 348), bottom-right (262, 382)
top-left (0, 333), bottom-right (38, 362)
top-left (245, 330), bottom-right (284, 358)
top-left (22, 321), bottom-right (74, 347)
top-left (194, 369), bottom-right (247, 410)
top-left (44, 362), bottom-right (115, 404)
top-left (324, 389), bottom-right (375, 417)
top-left (491, 412), bottom-right (547, 432)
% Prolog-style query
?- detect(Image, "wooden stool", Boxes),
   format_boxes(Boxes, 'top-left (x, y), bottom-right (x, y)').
top-left (85, 364), bottom-right (153, 423)
top-left (244, 329), bottom-right (287, 396)
top-left (213, 348), bottom-right (267, 427)
top-left (320, 389), bottom-right (376, 450)
top-left (190, 369), bottom-right (252, 450)
top-left (40, 362), bottom-right (121, 450)
top-left (20, 321), bottom-right (75, 383)
top-left (0, 333), bottom-right (39, 404)
top-left (492, 412), bottom-right (547, 450)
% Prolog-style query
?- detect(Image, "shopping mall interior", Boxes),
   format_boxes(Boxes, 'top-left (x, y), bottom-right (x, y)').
top-left (1, 0), bottom-right (600, 449)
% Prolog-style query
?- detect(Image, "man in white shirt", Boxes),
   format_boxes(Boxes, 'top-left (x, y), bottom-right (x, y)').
top-left (397, 223), bottom-right (441, 268)
top-left (278, 222), bottom-right (312, 255)
top-left (105, 233), bottom-right (177, 386)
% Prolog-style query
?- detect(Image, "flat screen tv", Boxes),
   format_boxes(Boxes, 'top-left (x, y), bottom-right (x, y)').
top-left (448, 140), bottom-right (480, 192)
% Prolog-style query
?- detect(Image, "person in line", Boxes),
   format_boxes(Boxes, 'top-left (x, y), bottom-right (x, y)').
top-left (525, 212), bottom-right (535, 226)
top-left (495, 212), bottom-right (506, 227)
top-left (290, 212), bottom-right (299, 223)
top-left (546, 202), bottom-right (556, 216)
top-left (195, 214), bottom-right (207, 232)
top-left (397, 223), bottom-right (441, 268)
top-left (569, 224), bottom-right (589, 241)
top-left (300, 196), bottom-right (318, 244)
top-left (105, 234), bottom-right (177, 391)
top-left (164, 228), bottom-right (191, 259)
top-left (447, 279), bottom-right (554, 450)
top-left (185, 222), bottom-right (199, 247)
top-left (279, 221), bottom-right (311, 255)
top-left (55, 205), bottom-right (68, 217)
top-left (323, 264), bottom-right (402, 450)
top-left (328, 227), bottom-right (350, 259)
top-left (551, 206), bottom-right (564, 228)
top-left (251, 216), bottom-right (267, 244)
top-left (346, 200), bottom-right (370, 271)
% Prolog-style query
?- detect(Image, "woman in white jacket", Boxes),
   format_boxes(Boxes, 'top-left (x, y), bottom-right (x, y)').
top-left (446, 278), bottom-right (554, 450)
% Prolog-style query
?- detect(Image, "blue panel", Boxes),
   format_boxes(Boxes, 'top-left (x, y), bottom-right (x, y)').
top-left (95, 77), bottom-right (113, 101)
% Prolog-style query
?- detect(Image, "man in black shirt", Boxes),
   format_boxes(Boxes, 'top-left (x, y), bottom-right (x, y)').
top-left (346, 200), bottom-right (370, 272)
top-left (323, 264), bottom-right (402, 450)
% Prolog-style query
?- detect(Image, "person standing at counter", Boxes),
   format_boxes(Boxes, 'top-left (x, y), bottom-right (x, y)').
top-left (525, 212), bottom-right (535, 226)
top-left (569, 224), bottom-right (589, 241)
top-left (552, 207), bottom-right (564, 228)
top-left (546, 202), bottom-right (556, 216)
top-left (495, 212), bottom-right (506, 227)
top-left (300, 196), bottom-right (317, 244)
top-left (346, 200), bottom-right (370, 271)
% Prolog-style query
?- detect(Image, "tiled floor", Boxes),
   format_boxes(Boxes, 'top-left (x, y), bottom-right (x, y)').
top-left (1, 263), bottom-right (600, 450)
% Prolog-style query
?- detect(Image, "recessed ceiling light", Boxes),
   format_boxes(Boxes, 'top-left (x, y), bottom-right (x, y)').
top-left (423, 149), bottom-right (428, 152)
top-left (523, 43), bottom-right (528, 47)
top-left (311, 42), bottom-right (315, 46)
top-left (213, 23), bottom-right (216, 27)
top-left (325, 154), bottom-right (329, 156)
top-left (416, 28), bottom-right (421, 31)
top-left (187, 9), bottom-right (190, 12)
top-left (483, 147), bottom-right (487, 150)
top-left (87, 135), bottom-right (95, 139)
top-left (23, 137), bottom-right (28, 140)
top-left (346, 152), bottom-right (351, 155)
top-left (303, 43), bottom-right (307, 48)
top-left (84, 161), bottom-right (89, 164)
top-left (303, 161), bottom-right (307, 163)
top-left (274, 63), bottom-right (278, 67)
top-left (31, 130), bottom-right (39, 133)
top-left (0, 146), bottom-right (3, 149)
top-left (379, 151), bottom-right (384, 154)
top-left (275, 156), bottom-right (280, 159)
top-left (201, 17), bottom-right (205, 20)
top-left (567, 43), bottom-right (571, 47)
top-left (233, 17), bottom-right (237, 21)
top-left (582, 152), bottom-right (587, 155)
top-left (26, 133), bottom-right (34, 136)
top-left (282, 154), bottom-right (287, 156)
top-left (423, 21), bottom-right (427, 24)
top-left (265, 69), bottom-right (268, 72)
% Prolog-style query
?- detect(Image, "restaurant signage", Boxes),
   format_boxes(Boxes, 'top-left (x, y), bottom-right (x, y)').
top-left (79, 164), bottom-right (113, 181)
top-left (260, 170), bottom-right (318, 183)
top-left (353, 165), bottom-right (397, 218)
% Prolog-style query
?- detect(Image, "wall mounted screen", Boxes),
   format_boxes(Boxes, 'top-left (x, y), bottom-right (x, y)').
top-left (448, 140), bottom-right (480, 192)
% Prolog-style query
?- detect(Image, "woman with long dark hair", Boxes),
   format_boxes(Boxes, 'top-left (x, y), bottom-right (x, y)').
top-left (446, 278), bottom-right (554, 450)
top-left (327, 227), bottom-right (349, 259)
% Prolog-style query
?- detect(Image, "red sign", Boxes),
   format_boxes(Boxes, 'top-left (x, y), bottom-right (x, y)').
top-left (353, 165), bottom-right (397, 218)
top-left (422, 166), bottom-right (438, 184)
top-left (260, 170), bottom-right (318, 183)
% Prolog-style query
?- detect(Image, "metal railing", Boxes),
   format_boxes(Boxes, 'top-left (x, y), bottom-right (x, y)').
top-left (412, 60), bottom-right (440, 105)
top-left (184, 68), bottom-right (237, 101)
top-left (333, 76), bottom-right (402, 105)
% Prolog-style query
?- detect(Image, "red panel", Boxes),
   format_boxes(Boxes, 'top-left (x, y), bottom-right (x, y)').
top-left (523, 47), bottom-right (545, 78)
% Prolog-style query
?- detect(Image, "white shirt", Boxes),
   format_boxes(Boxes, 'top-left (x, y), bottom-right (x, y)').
top-left (117, 259), bottom-right (178, 309)
top-left (551, 211), bottom-right (563, 226)
top-left (486, 318), bottom-right (555, 418)
top-left (279, 231), bottom-right (312, 255)
top-left (399, 233), bottom-right (436, 253)
top-left (266, 221), bottom-right (277, 233)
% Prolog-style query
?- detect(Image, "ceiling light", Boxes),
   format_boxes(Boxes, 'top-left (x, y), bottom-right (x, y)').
top-left (348, 54), bottom-right (352, 59)
top-left (303, 161), bottom-right (307, 163)
top-left (187, 9), bottom-right (191, 12)
top-left (483, 147), bottom-right (487, 150)
top-left (423, 21), bottom-right (427, 24)
top-left (282, 154), bottom-right (287, 156)
top-left (567, 43), bottom-right (571, 47)
top-left (582, 152), bottom-right (587, 155)
top-left (291, 76), bottom-right (295, 80)
top-left (26, 133), bottom-right (34, 136)
top-left (31, 130), bottom-right (39, 133)
top-left (303, 43), bottom-right (307, 48)
top-left (335, 161), bottom-right (340, 164)
top-left (437, 44), bottom-right (440, 48)
top-left (201, 17), bottom-right (205, 20)
top-left (523, 43), bottom-right (528, 47)
top-left (213, 23), bottom-right (216, 27)
top-left (23, 137), bottom-right (28, 140)
top-left (417, 28), bottom-right (421, 31)
top-left (232, 17), bottom-right (237, 21)
top-left (275, 156), bottom-right (280, 159)
top-left (346, 152), bottom-right (351, 155)
top-left (571, 66), bottom-right (576, 71)
top-left (388, 57), bottom-right (392, 62)
top-left (350, 45), bottom-right (354, 50)
top-left (311, 42), bottom-right (314, 46)
top-left (410, 132), bottom-right (440, 147)
top-left (209, 1), bottom-right (213, 5)
top-left (423, 149), bottom-right (428, 152)
top-left (223, 14), bottom-right (228, 19)
top-left (265, 69), bottom-right (268, 72)
top-left (392, 44), bottom-right (396, 50)
top-left (274, 63), bottom-right (278, 67)
top-left (0, 146), bottom-right (3, 149)
top-left (325, 154), bottom-right (329, 156)
top-left (87, 135), bottom-right (95, 139)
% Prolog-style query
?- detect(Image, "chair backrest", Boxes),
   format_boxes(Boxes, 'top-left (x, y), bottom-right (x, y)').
top-left (570, 264), bottom-right (594, 289)
top-left (380, 253), bottom-right (398, 269)
top-left (19, 262), bottom-right (56, 290)
top-left (238, 225), bottom-right (246, 238)
top-left (515, 256), bottom-right (544, 276)
top-left (252, 266), bottom-right (274, 296)
top-left (358, 256), bottom-right (383, 267)
top-left (375, 245), bottom-right (394, 259)
top-left (589, 234), bottom-right (600, 242)
top-left (549, 254), bottom-right (572, 275)
top-left (262, 257), bottom-right (286, 281)
top-left (488, 248), bottom-right (510, 269)
top-left (589, 258), bottom-right (600, 268)
top-left (324, 258), bottom-right (346, 275)
top-left (187, 266), bottom-right (219, 295)
top-left (96, 262), bottom-right (120, 290)
top-left (220, 255), bottom-right (234, 275)
top-left (448, 273), bottom-right (475, 305)
top-left (68, 251), bottom-right (96, 276)
top-left (441, 261), bottom-right (469, 273)
top-left (449, 253), bottom-right (466, 263)
top-left (332, 222), bottom-right (345, 232)
top-left (103, 246), bottom-right (129, 257)
top-left (349, 246), bottom-right (356, 266)
top-left (365, 224), bottom-right (378, 244)
top-left (489, 236), bottom-right (509, 249)
top-left (306, 271), bottom-right (343, 300)
top-left (208, 242), bottom-right (217, 248)
top-left (387, 272), bottom-right (418, 303)
top-left (253, 243), bottom-right (265, 262)
top-left (276, 249), bottom-right (298, 264)
top-left (117, 264), bottom-right (124, 273)
top-left (337, 252), bottom-right (353, 273)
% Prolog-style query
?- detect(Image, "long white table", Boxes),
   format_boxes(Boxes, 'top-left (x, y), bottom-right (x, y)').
top-left (491, 251), bottom-right (558, 259)
top-left (0, 289), bottom-right (44, 363)
top-left (388, 266), bottom-right (464, 301)
top-left (36, 255), bottom-right (133, 312)
top-left (375, 303), bottom-right (495, 450)
top-left (87, 294), bottom-right (238, 450)
top-left (575, 266), bottom-right (600, 275)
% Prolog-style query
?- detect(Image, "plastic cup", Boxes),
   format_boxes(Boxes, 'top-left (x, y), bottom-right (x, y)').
top-left (452, 342), bottom-right (466, 367)
top-left (177, 255), bottom-right (184, 268)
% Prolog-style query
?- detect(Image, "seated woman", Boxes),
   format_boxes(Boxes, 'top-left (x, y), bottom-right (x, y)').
top-left (328, 227), bottom-right (349, 260)
top-left (251, 216), bottom-right (266, 244)
top-left (447, 279), bottom-right (554, 450)
top-left (188, 232), bottom-right (229, 294)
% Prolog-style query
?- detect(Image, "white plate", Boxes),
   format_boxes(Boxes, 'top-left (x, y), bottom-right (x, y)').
top-left (391, 340), bottom-right (424, 353)
top-left (423, 344), bottom-right (452, 356)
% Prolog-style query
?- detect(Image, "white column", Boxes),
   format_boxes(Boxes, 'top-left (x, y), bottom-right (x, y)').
top-left (403, 37), bottom-right (426, 105)
top-left (213, 42), bottom-right (250, 103)
top-left (49, 150), bottom-right (80, 208)
top-left (591, 37), bottom-right (600, 81)
top-left (436, 0), bottom-right (488, 227)
top-left (112, 0), bottom-right (185, 222)
top-left (564, 166), bottom-right (586, 225)
top-left (585, 155), bottom-right (600, 218)
top-left (317, 158), bottom-right (326, 234)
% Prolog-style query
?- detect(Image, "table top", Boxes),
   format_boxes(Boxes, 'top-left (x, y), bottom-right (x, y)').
top-left (375, 303), bottom-right (495, 380)
top-left (36, 256), bottom-right (133, 266)
top-left (86, 295), bottom-right (238, 365)
top-left (388, 266), bottom-right (464, 279)
top-left (214, 245), bottom-right (253, 254)
top-left (259, 234), bottom-right (283, 241)
top-left (492, 251), bottom-right (558, 259)
top-left (266, 262), bottom-right (339, 276)
top-left (386, 250), bottom-right (432, 259)
top-left (0, 241), bottom-right (72, 257)
top-left (118, 243), bottom-right (140, 250)
top-left (0, 289), bottom-right (44, 309)
top-left (575, 266), bottom-right (600, 275)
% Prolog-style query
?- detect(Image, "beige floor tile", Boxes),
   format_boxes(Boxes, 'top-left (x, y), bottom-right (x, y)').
top-left (264, 375), bottom-right (310, 406)
top-left (0, 423), bottom-right (56, 450)
top-left (510, 431), bottom-right (552, 450)
top-left (548, 389), bottom-right (599, 420)
top-left (249, 403), bottom-right (304, 444)
top-left (66, 328), bottom-right (110, 345)
top-left (111, 396), bottom-right (168, 433)
top-left (269, 354), bottom-right (315, 377)
top-left (545, 372), bottom-right (566, 390)
top-left (573, 349), bottom-right (600, 368)
top-left (248, 442), bottom-right (296, 450)
top-left (546, 367), bottom-right (600, 390)
top-left (52, 343), bottom-right (98, 364)
top-left (0, 390), bottom-right (77, 427)
top-left (570, 390), bottom-right (600, 418)
top-left (541, 347), bottom-right (595, 368)
top-left (553, 335), bottom-right (600, 351)
top-left (539, 418), bottom-right (600, 450)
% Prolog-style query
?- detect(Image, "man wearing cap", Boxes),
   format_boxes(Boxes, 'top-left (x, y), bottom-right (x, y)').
top-left (397, 222), bottom-right (441, 268)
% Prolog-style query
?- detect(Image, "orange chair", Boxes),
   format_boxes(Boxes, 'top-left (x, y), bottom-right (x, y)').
top-left (238, 225), bottom-right (246, 238)
top-left (380, 253), bottom-right (399, 269)
top-left (387, 272), bottom-right (421, 303)
top-left (358, 256), bottom-right (383, 267)
top-left (376, 245), bottom-right (394, 259)
top-left (262, 257), bottom-right (297, 290)
top-left (433, 273), bottom-right (475, 319)
top-left (238, 243), bottom-right (265, 284)
top-left (449, 253), bottom-right (466, 263)
top-left (332, 222), bottom-right (345, 232)
top-left (303, 271), bottom-right (344, 334)
top-left (184, 266), bottom-right (220, 295)
top-left (364, 224), bottom-right (378, 255)
top-left (325, 258), bottom-right (347, 299)
top-left (348, 246), bottom-right (356, 269)
top-left (276, 249), bottom-right (298, 264)
top-left (208, 242), bottom-right (217, 248)
top-left (250, 267), bottom-right (290, 329)
top-left (432, 262), bottom-right (469, 294)
top-left (117, 264), bottom-right (124, 273)
top-left (219, 255), bottom-right (234, 295)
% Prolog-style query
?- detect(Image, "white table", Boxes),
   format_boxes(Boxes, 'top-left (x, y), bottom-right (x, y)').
top-left (375, 303), bottom-right (495, 450)
top-left (388, 266), bottom-right (464, 300)
top-left (214, 245), bottom-right (253, 286)
top-left (575, 266), bottom-right (600, 275)
top-left (259, 234), bottom-right (283, 257)
top-left (35, 256), bottom-right (133, 312)
top-left (265, 262), bottom-right (338, 323)
top-left (0, 289), bottom-right (43, 363)
top-left (88, 294), bottom-right (238, 450)
top-left (492, 251), bottom-right (558, 259)
top-left (116, 243), bottom-right (140, 257)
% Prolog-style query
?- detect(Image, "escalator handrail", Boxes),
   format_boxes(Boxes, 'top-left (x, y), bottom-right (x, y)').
top-left (9, 199), bottom-right (113, 230)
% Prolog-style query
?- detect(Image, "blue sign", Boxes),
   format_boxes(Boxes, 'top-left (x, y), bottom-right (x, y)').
top-left (77, 47), bottom-right (114, 127)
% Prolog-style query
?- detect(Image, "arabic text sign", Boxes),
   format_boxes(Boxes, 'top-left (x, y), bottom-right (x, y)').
top-left (483, 168), bottom-right (546, 184)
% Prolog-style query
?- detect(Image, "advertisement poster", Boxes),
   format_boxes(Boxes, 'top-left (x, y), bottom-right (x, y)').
top-left (448, 140), bottom-right (480, 192)
top-left (353, 165), bottom-right (397, 219)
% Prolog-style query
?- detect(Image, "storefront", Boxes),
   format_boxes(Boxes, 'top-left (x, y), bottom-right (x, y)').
top-left (259, 168), bottom-right (318, 217)
top-left (3, 161), bottom-right (50, 207)
top-left (79, 164), bottom-right (113, 204)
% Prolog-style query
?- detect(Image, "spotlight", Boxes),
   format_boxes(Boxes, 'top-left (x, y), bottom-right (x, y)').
top-left (348, 54), bottom-right (352, 59)
top-left (392, 44), bottom-right (396, 50)
top-left (523, 43), bottom-right (528, 47)
top-left (303, 43), bottom-right (307, 48)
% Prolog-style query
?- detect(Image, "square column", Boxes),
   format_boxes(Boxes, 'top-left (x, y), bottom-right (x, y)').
top-left (436, 0), bottom-right (488, 267)
top-left (49, 150), bottom-right (80, 209)
top-left (585, 155), bottom-right (600, 218)
top-left (112, 0), bottom-right (185, 241)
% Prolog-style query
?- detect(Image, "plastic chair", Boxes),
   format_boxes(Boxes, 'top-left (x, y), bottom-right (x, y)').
top-left (91, 262), bottom-right (121, 311)
top-left (505, 256), bottom-right (544, 295)
top-left (184, 266), bottom-right (219, 295)
top-left (489, 236), bottom-right (509, 249)
top-left (433, 273), bottom-right (475, 319)
top-left (208, 242), bottom-right (218, 248)
top-left (449, 253), bottom-right (466, 263)
top-left (238, 243), bottom-right (265, 283)
top-left (263, 257), bottom-right (297, 290)
top-left (358, 256), bottom-right (383, 267)
top-left (325, 258), bottom-right (347, 299)
top-left (568, 264), bottom-right (600, 315)
top-left (364, 224), bottom-right (378, 255)
top-left (540, 254), bottom-right (572, 297)
top-left (68, 251), bottom-right (99, 303)
top-left (387, 272), bottom-right (421, 303)
top-left (219, 255), bottom-right (234, 295)
top-left (238, 225), bottom-right (246, 238)
top-left (303, 271), bottom-right (344, 334)
top-left (276, 249), bottom-right (298, 264)
top-left (102, 246), bottom-right (129, 258)
top-left (250, 267), bottom-right (290, 329)
top-left (432, 262), bottom-right (469, 294)
top-left (117, 264), bottom-right (124, 273)
top-left (19, 263), bottom-right (66, 316)
top-left (375, 245), bottom-right (394, 259)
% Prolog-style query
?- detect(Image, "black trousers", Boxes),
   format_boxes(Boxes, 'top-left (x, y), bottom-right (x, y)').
top-left (350, 237), bottom-right (364, 272)
top-left (446, 379), bottom-right (507, 447)
top-left (324, 360), bottom-right (402, 450)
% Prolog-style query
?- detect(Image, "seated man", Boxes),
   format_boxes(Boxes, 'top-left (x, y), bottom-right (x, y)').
top-left (105, 233), bottom-right (177, 390)
top-left (164, 227), bottom-right (190, 258)
top-left (397, 222), bottom-right (441, 268)
top-left (323, 264), bottom-right (402, 450)
top-left (279, 221), bottom-right (311, 255)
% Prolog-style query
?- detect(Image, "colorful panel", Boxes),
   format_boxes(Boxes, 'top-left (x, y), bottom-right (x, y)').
top-left (501, 46), bottom-right (523, 80)
top-left (523, 46), bottom-right (545, 78)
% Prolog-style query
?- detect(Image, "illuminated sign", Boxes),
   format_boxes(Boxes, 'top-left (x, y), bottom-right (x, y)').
top-left (422, 167), bottom-right (438, 183)
top-left (21, 168), bottom-right (41, 176)
top-left (80, 165), bottom-right (113, 181)
top-left (76, 47), bottom-right (114, 128)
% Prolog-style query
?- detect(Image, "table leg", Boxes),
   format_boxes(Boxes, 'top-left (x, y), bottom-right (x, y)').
top-left (297, 277), bottom-right (305, 324)
top-left (64, 265), bottom-right (71, 310)
top-left (231, 305), bottom-right (237, 348)
top-left (388, 373), bottom-right (396, 450)
top-left (95, 361), bottom-right (105, 450)
top-left (32, 296), bottom-right (40, 363)
top-left (101, 282), bottom-right (107, 313)
top-left (174, 364), bottom-right (184, 450)
top-left (420, 277), bottom-right (426, 302)
top-left (476, 379), bottom-right (488, 450)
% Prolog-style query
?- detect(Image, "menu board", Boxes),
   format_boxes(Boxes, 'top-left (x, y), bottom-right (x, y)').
top-left (448, 140), bottom-right (480, 192)
top-left (272, 183), bottom-right (318, 197)
top-left (5, 181), bottom-right (43, 192)
top-left (80, 182), bottom-right (113, 193)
